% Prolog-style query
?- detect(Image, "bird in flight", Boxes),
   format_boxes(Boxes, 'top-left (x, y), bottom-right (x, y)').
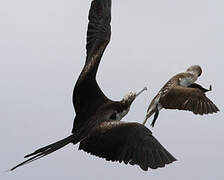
top-left (11, 0), bottom-right (176, 171)
top-left (143, 65), bottom-right (219, 127)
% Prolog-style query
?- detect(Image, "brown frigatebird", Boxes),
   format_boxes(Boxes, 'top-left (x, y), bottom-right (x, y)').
top-left (11, 0), bottom-right (176, 171)
top-left (143, 65), bottom-right (219, 127)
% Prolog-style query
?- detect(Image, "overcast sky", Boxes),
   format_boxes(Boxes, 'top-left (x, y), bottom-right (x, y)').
top-left (1, 0), bottom-right (223, 179)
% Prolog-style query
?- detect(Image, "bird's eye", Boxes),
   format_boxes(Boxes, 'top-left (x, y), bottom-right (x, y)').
top-left (110, 113), bottom-right (117, 120)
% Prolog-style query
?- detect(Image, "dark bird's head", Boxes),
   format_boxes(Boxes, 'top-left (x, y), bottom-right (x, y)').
top-left (116, 87), bottom-right (147, 119)
top-left (99, 87), bottom-right (147, 122)
top-left (186, 65), bottom-right (202, 77)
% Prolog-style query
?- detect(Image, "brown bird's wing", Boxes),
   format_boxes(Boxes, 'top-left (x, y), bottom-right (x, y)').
top-left (72, 0), bottom-right (112, 133)
top-left (188, 83), bottom-right (212, 93)
top-left (79, 121), bottom-right (176, 171)
top-left (159, 85), bottom-right (219, 115)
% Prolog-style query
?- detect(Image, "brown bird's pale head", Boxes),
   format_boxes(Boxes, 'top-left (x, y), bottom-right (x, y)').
top-left (186, 65), bottom-right (202, 77)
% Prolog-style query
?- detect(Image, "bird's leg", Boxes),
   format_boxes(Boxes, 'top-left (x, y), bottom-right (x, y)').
top-left (151, 105), bottom-right (159, 127)
top-left (136, 87), bottom-right (147, 96)
top-left (143, 106), bottom-right (155, 125)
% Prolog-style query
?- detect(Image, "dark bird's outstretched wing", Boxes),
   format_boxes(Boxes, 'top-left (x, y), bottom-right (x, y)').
top-left (72, 0), bottom-right (112, 133)
top-left (79, 121), bottom-right (176, 171)
top-left (159, 85), bottom-right (219, 115)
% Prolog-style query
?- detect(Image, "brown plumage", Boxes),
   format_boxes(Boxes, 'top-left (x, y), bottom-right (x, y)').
top-left (11, 0), bottom-right (176, 171)
top-left (143, 65), bottom-right (219, 127)
top-left (159, 85), bottom-right (218, 115)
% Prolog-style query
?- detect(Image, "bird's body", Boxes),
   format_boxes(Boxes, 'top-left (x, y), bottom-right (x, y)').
top-left (11, 0), bottom-right (176, 171)
top-left (143, 65), bottom-right (219, 127)
top-left (148, 72), bottom-right (198, 114)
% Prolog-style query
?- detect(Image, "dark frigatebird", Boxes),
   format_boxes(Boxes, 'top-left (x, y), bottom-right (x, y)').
top-left (143, 65), bottom-right (219, 127)
top-left (11, 0), bottom-right (176, 171)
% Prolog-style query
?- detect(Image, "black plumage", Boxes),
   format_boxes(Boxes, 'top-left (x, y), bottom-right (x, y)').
top-left (10, 0), bottom-right (176, 171)
top-left (79, 121), bottom-right (176, 171)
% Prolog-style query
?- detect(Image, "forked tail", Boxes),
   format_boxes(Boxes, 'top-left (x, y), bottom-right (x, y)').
top-left (11, 134), bottom-right (78, 171)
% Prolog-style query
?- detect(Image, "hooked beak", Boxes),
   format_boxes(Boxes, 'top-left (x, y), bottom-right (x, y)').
top-left (136, 87), bottom-right (147, 97)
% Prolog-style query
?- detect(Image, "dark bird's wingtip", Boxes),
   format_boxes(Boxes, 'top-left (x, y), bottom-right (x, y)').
top-left (216, 107), bottom-right (220, 113)
top-left (173, 157), bottom-right (178, 162)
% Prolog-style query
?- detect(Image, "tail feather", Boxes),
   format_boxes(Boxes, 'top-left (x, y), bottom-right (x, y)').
top-left (11, 134), bottom-right (78, 171)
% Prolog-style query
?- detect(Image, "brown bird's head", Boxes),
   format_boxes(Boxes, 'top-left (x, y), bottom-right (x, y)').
top-left (186, 65), bottom-right (202, 77)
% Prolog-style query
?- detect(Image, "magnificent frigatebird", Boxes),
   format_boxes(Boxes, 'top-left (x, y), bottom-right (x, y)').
top-left (11, 0), bottom-right (176, 171)
top-left (143, 65), bottom-right (219, 127)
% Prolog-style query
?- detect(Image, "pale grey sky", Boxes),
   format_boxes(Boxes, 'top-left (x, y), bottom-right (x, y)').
top-left (1, 0), bottom-right (223, 179)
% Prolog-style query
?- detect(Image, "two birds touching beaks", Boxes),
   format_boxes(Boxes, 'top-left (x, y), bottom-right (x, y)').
top-left (10, 0), bottom-right (219, 172)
